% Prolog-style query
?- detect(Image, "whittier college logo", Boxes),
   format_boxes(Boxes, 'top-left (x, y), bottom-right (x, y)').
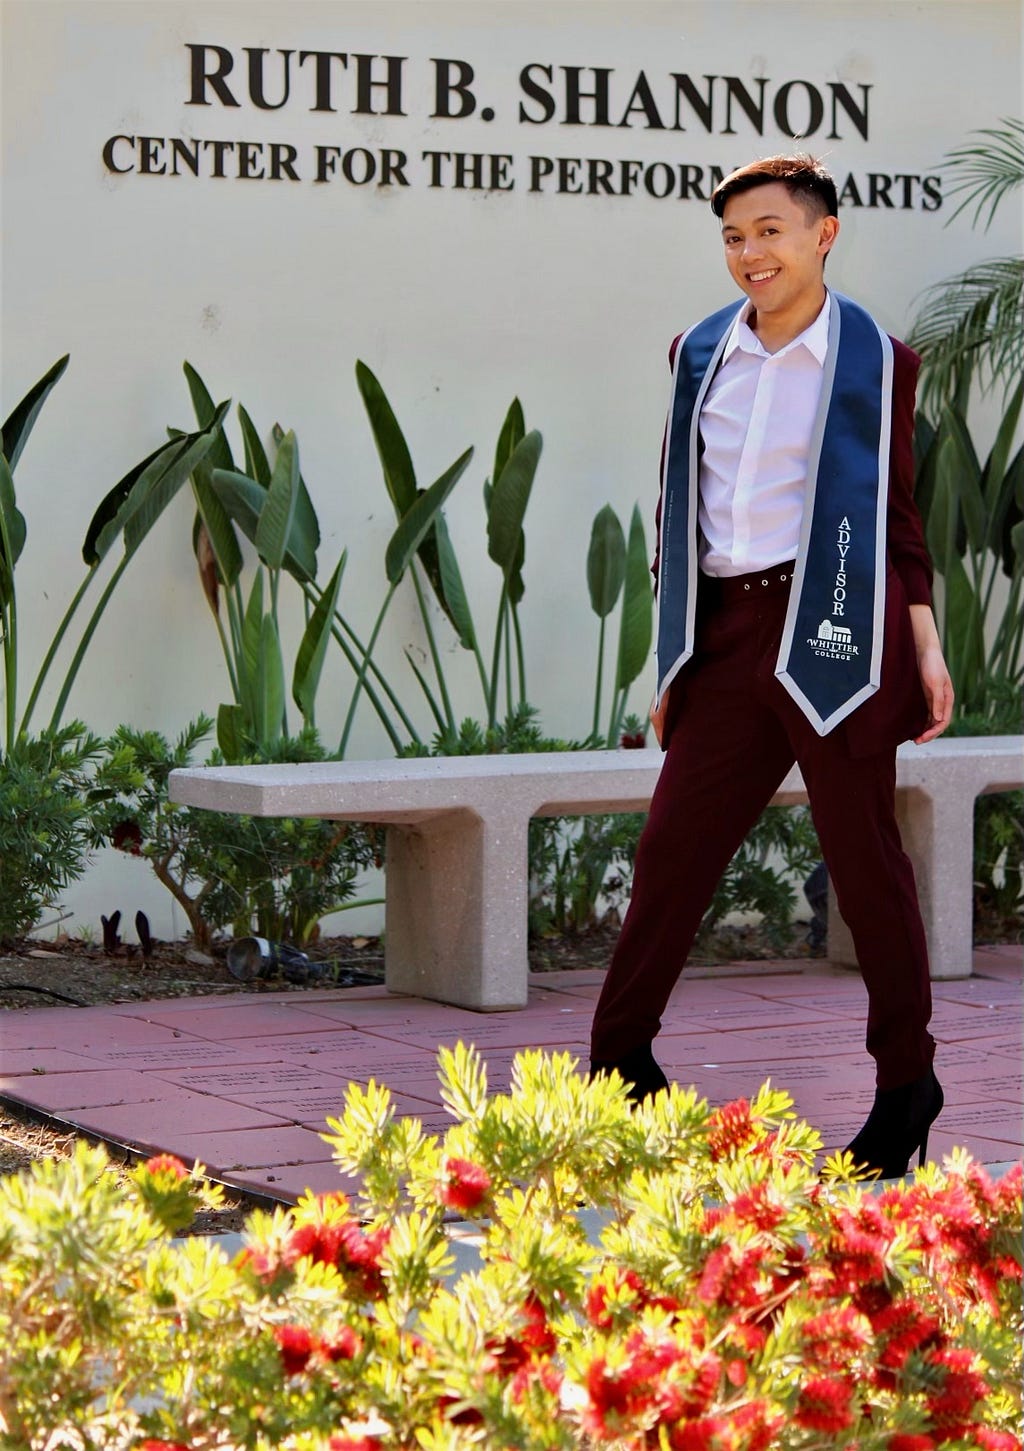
top-left (806, 515), bottom-right (859, 659)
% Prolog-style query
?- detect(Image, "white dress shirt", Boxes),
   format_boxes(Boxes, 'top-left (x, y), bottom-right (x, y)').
top-left (698, 292), bottom-right (830, 576)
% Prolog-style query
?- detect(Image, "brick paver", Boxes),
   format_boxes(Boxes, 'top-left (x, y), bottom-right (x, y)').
top-left (1, 949), bottom-right (1019, 1202)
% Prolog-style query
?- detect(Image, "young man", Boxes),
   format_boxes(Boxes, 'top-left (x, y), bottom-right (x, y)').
top-left (590, 155), bottom-right (954, 1178)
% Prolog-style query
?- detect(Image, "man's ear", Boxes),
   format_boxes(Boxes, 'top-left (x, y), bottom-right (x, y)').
top-left (818, 215), bottom-right (840, 257)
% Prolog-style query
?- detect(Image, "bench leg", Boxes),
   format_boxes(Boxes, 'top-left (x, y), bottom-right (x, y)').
top-left (895, 786), bottom-right (974, 981)
top-left (383, 809), bottom-right (531, 1010)
top-left (826, 786), bottom-right (974, 981)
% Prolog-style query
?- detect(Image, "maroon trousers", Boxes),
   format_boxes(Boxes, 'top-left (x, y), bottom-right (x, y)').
top-left (590, 567), bottom-right (935, 1091)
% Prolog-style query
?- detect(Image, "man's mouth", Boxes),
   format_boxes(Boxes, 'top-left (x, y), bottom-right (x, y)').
top-left (747, 268), bottom-right (780, 284)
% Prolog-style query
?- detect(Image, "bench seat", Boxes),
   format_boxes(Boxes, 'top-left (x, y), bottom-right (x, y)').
top-left (169, 735), bottom-right (1023, 1010)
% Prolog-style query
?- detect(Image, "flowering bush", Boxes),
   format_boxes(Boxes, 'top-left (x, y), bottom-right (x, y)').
top-left (0, 1046), bottom-right (1020, 1450)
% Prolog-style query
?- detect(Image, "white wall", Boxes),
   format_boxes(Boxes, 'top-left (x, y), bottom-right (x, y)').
top-left (2, 0), bottom-right (1020, 938)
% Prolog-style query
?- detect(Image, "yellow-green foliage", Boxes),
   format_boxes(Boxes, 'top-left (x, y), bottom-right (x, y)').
top-left (0, 1046), bottom-right (1020, 1450)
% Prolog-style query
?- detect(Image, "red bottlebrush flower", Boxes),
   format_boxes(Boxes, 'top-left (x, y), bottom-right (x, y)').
top-left (707, 1098), bottom-right (756, 1160)
top-left (725, 1358), bottom-right (747, 1387)
top-left (827, 1221), bottom-right (891, 1293)
top-left (795, 1375), bottom-right (855, 1433)
top-left (329, 1439), bottom-right (379, 1451)
top-left (139, 1443), bottom-right (190, 1451)
top-left (730, 1400), bottom-right (784, 1451)
top-left (112, 819), bottom-right (143, 855)
top-left (887, 1437), bottom-right (936, 1451)
top-left (282, 1222), bottom-right (322, 1266)
top-left (518, 1293), bottom-right (557, 1357)
top-left (586, 1268), bottom-right (647, 1328)
top-left (440, 1156), bottom-right (492, 1214)
top-left (730, 1181), bottom-right (786, 1233)
top-left (143, 1154), bottom-right (188, 1180)
top-left (619, 729), bottom-right (647, 749)
top-left (972, 1431), bottom-right (1021, 1451)
top-left (670, 1415), bottom-right (734, 1451)
top-left (583, 1357), bottom-right (634, 1438)
top-left (801, 1306), bottom-right (873, 1371)
top-left (872, 1299), bottom-right (942, 1369)
top-left (274, 1323), bottom-right (315, 1375)
top-left (924, 1347), bottom-right (989, 1432)
top-left (320, 1324), bottom-right (362, 1362)
top-left (727, 1320), bottom-right (767, 1355)
top-left (697, 1243), bottom-right (763, 1309)
top-left (236, 1244), bottom-right (282, 1282)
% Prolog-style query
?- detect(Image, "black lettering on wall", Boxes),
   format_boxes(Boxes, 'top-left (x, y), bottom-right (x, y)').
top-left (186, 44), bottom-right (239, 106)
top-left (828, 83), bottom-right (870, 140)
top-left (722, 76), bottom-right (766, 135)
top-left (519, 64), bottom-right (556, 123)
top-left (298, 51), bottom-right (350, 111)
top-left (773, 80), bottom-right (824, 138)
top-left (562, 66), bottom-right (612, 125)
top-left (432, 58), bottom-right (477, 117)
top-left (245, 48), bottom-right (294, 110)
top-left (671, 74), bottom-right (715, 132)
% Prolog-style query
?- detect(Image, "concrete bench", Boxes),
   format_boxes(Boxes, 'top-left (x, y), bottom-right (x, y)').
top-left (169, 735), bottom-right (1022, 1011)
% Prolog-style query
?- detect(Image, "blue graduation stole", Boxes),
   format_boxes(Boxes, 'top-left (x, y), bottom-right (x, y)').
top-left (655, 291), bottom-right (893, 737)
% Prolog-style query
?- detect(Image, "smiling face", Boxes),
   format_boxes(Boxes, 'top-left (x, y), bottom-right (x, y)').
top-left (720, 181), bottom-right (839, 347)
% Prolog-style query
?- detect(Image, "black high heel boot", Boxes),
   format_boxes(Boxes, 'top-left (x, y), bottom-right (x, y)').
top-left (589, 1044), bottom-right (669, 1104)
top-left (844, 1067), bottom-right (944, 1178)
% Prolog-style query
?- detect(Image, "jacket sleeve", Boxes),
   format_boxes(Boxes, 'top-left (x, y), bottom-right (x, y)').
top-left (886, 337), bottom-right (933, 607)
top-left (651, 332), bottom-right (687, 591)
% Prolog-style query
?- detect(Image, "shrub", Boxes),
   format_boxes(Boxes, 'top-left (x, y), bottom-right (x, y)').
top-left (1, 1048), bottom-right (1019, 1448)
top-left (0, 723), bottom-right (125, 944)
top-left (93, 719), bottom-right (379, 950)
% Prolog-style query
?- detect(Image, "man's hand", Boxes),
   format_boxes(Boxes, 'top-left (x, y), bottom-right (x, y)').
top-left (909, 604), bottom-right (954, 743)
top-left (649, 692), bottom-right (668, 747)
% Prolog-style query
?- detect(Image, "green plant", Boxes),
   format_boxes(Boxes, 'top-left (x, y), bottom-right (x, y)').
top-left (93, 719), bottom-right (380, 949)
top-left (948, 690), bottom-right (1023, 939)
top-left (913, 381), bottom-right (1024, 719)
top-left (586, 505), bottom-right (655, 746)
top-left (698, 805), bottom-right (823, 953)
top-left (356, 369), bottom-right (546, 738)
top-left (0, 356), bottom-right (226, 748)
top-left (0, 1049), bottom-right (1020, 1448)
top-left (0, 724), bottom-right (120, 943)
top-left (908, 117), bottom-right (1023, 412)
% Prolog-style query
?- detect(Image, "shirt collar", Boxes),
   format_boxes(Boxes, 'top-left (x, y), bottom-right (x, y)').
top-left (722, 289), bottom-right (831, 366)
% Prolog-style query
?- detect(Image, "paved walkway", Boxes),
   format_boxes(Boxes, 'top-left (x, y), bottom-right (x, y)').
top-left (1, 947), bottom-right (1020, 1201)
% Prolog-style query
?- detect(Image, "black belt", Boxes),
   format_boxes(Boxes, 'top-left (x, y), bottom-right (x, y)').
top-left (700, 563), bottom-right (796, 603)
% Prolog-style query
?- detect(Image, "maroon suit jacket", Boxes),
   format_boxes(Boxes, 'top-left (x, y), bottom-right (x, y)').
top-left (654, 330), bottom-right (932, 756)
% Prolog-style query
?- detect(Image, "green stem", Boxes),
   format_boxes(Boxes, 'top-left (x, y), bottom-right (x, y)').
top-left (504, 607), bottom-right (513, 719)
top-left (48, 556), bottom-right (131, 732)
top-left (512, 605), bottom-right (526, 706)
top-left (405, 650), bottom-right (447, 734)
top-left (1, 601), bottom-right (15, 753)
top-left (608, 685), bottom-right (632, 747)
top-left (19, 569), bottom-right (98, 737)
top-left (410, 563), bottom-right (455, 731)
top-left (212, 608), bottom-right (240, 702)
top-left (487, 580), bottom-right (509, 729)
top-left (303, 581), bottom-right (420, 744)
top-left (0, 509), bottom-right (18, 751)
top-left (592, 617), bottom-right (606, 741)
top-left (339, 581), bottom-right (398, 756)
top-left (269, 567), bottom-right (289, 739)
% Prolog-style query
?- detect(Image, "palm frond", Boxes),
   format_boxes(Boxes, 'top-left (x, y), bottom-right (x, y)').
top-left (907, 256), bottom-right (1024, 414)
top-left (944, 117), bottom-right (1024, 230)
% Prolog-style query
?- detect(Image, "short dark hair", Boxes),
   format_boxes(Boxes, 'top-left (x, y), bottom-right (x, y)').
top-left (710, 155), bottom-right (838, 221)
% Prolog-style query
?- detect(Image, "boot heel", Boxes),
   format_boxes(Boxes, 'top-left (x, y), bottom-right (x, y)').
top-left (918, 1131), bottom-right (930, 1169)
